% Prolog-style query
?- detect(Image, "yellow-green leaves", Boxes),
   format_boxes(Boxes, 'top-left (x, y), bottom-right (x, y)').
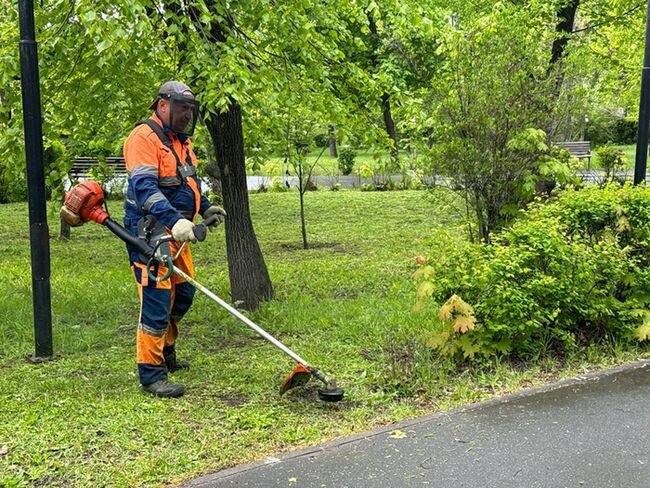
top-left (438, 294), bottom-right (476, 333)
top-left (633, 310), bottom-right (650, 342)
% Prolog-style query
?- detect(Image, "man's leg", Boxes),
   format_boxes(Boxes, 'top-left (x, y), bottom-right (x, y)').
top-left (163, 244), bottom-right (196, 373)
top-left (163, 281), bottom-right (196, 372)
top-left (133, 262), bottom-right (185, 398)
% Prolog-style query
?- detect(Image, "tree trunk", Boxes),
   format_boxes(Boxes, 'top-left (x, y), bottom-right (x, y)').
top-left (367, 11), bottom-right (399, 161)
top-left (328, 125), bottom-right (338, 158)
top-left (550, 0), bottom-right (580, 68)
top-left (545, 0), bottom-right (580, 138)
top-left (205, 102), bottom-right (274, 310)
top-left (299, 189), bottom-right (308, 250)
top-left (298, 164), bottom-right (308, 249)
top-left (381, 92), bottom-right (399, 162)
top-left (187, 1), bottom-right (273, 310)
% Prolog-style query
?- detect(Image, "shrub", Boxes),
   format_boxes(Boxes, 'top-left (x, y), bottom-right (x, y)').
top-left (269, 177), bottom-right (290, 192)
top-left (586, 115), bottom-right (637, 146)
top-left (414, 184), bottom-right (650, 361)
top-left (594, 145), bottom-right (625, 180)
top-left (613, 118), bottom-right (637, 145)
top-left (337, 147), bottom-right (356, 175)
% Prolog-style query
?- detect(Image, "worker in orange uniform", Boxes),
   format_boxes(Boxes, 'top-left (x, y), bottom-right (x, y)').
top-left (122, 80), bottom-right (226, 398)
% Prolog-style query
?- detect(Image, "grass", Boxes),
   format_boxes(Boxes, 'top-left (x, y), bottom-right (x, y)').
top-left (1, 189), bottom-right (648, 487)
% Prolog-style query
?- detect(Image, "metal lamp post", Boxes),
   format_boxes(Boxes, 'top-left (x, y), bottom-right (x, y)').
top-left (18, 0), bottom-right (53, 360)
top-left (634, 0), bottom-right (650, 185)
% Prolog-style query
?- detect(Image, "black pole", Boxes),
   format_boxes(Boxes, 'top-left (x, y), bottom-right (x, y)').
top-left (18, 0), bottom-right (53, 360)
top-left (635, 0), bottom-right (650, 185)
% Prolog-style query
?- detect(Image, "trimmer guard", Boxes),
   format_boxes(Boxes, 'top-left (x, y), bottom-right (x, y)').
top-left (280, 363), bottom-right (312, 395)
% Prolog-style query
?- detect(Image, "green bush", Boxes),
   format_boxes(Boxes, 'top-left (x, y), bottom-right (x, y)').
top-left (414, 184), bottom-right (650, 361)
top-left (594, 145), bottom-right (625, 178)
top-left (0, 168), bottom-right (27, 203)
top-left (337, 147), bottom-right (356, 176)
top-left (613, 118), bottom-right (637, 145)
top-left (269, 177), bottom-right (290, 192)
top-left (585, 115), bottom-right (637, 146)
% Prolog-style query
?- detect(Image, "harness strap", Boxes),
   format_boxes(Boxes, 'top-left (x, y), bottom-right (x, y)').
top-left (131, 119), bottom-right (200, 217)
top-left (139, 119), bottom-right (193, 181)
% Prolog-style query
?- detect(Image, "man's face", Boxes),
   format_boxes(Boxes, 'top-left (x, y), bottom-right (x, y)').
top-left (171, 94), bottom-right (195, 133)
top-left (158, 90), bottom-right (198, 136)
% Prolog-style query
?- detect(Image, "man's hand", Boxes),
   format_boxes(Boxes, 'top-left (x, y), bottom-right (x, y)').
top-left (203, 205), bottom-right (227, 228)
top-left (171, 218), bottom-right (196, 243)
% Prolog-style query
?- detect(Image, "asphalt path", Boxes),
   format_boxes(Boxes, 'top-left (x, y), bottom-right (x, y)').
top-left (182, 360), bottom-right (650, 488)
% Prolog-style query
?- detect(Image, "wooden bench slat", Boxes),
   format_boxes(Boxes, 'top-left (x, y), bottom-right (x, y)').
top-left (70, 156), bottom-right (128, 178)
top-left (553, 141), bottom-right (591, 159)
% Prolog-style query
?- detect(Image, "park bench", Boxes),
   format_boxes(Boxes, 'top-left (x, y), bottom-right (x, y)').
top-left (69, 156), bottom-right (127, 180)
top-left (553, 141), bottom-right (592, 168)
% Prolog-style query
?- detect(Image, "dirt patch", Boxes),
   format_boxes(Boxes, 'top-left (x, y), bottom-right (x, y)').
top-left (279, 242), bottom-right (350, 253)
top-left (213, 391), bottom-right (249, 407)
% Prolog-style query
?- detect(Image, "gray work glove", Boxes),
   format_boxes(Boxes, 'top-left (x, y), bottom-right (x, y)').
top-left (171, 218), bottom-right (197, 243)
top-left (203, 205), bottom-right (227, 229)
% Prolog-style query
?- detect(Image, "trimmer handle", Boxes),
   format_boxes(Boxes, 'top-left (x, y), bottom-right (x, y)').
top-left (193, 213), bottom-right (222, 242)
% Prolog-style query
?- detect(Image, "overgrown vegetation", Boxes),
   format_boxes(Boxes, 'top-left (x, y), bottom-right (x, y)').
top-left (594, 145), bottom-right (626, 181)
top-left (414, 184), bottom-right (650, 361)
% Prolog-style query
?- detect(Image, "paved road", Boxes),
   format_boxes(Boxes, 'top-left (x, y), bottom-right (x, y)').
top-left (182, 360), bottom-right (650, 488)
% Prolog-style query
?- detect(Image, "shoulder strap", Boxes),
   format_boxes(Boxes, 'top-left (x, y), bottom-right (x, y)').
top-left (139, 119), bottom-right (190, 183)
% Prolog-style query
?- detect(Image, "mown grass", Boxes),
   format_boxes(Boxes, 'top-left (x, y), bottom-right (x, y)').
top-left (1, 190), bottom-right (648, 487)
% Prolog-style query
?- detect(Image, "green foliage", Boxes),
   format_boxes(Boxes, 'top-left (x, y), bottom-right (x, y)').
top-left (411, 2), bottom-right (571, 241)
top-left (586, 115), bottom-right (638, 146)
top-left (337, 147), bottom-right (356, 176)
top-left (414, 185), bottom-right (650, 361)
top-left (0, 165), bottom-right (27, 204)
top-left (356, 161), bottom-right (374, 179)
top-left (594, 145), bottom-right (626, 180)
top-left (269, 176), bottom-right (290, 193)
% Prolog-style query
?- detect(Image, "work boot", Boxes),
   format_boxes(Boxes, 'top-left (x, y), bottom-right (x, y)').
top-left (164, 346), bottom-right (190, 373)
top-left (142, 380), bottom-right (186, 398)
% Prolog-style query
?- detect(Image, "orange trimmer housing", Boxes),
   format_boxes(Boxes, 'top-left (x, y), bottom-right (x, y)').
top-left (63, 181), bottom-right (109, 224)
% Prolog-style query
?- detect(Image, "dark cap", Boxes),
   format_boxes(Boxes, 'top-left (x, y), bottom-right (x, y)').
top-left (148, 80), bottom-right (195, 110)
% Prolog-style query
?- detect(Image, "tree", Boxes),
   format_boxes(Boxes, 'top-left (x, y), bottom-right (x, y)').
top-left (420, 2), bottom-right (572, 242)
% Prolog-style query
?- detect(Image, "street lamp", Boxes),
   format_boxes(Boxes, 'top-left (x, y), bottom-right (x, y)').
top-left (634, 0), bottom-right (650, 185)
top-left (18, 0), bottom-right (53, 360)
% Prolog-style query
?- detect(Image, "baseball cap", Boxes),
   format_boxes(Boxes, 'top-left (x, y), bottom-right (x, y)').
top-left (148, 80), bottom-right (195, 110)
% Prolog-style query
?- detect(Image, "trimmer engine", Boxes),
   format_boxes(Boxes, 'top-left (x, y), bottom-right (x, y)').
top-left (60, 181), bottom-right (109, 226)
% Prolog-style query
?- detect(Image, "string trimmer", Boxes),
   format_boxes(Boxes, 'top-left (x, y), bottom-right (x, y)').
top-left (61, 181), bottom-right (344, 402)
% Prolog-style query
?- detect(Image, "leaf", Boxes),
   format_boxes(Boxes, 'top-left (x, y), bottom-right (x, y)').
top-left (389, 430), bottom-right (407, 439)
top-left (453, 315), bottom-right (476, 333)
top-left (457, 335), bottom-right (482, 359)
top-left (416, 281), bottom-right (434, 299)
top-left (96, 40), bottom-right (113, 54)
top-left (635, 323), bottom-right (650, 342)
top-left (422, 330), bottom-right (450, 349)
top-left (439, 294), bottom-right (475, 325)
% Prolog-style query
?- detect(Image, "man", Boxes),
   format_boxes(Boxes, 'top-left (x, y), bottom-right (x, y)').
top-left (123, 80), bottom-right (226, 398)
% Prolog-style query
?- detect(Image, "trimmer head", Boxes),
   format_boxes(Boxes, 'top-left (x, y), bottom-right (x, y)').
top-left (280, 363), bottom-right (345, 402)
top-left (317, 387), bottom-right (345, 402)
